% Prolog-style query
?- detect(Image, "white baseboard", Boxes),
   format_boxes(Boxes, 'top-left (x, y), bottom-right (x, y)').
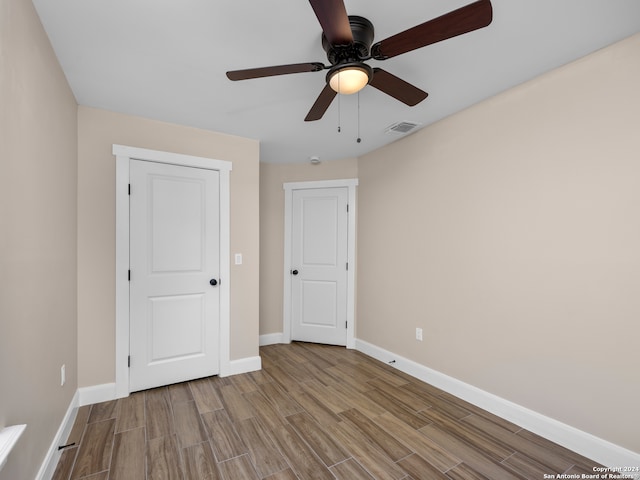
top-left (355, 339), bottom-right (640, 470)
top-left (78, 383), bottom-right (117, 406)
top-left (37, 342), bottom-right (638, 479)
top-left (35, 390), bottom-right (79, 480)
top-left (221, 355), bottom-right (262, 377)
top-left (35, 354), bottom-right (261, 478)
top-left (259, 333), bottom-right (286, 346)
top-left (78, 354), bottom-right (263, 404)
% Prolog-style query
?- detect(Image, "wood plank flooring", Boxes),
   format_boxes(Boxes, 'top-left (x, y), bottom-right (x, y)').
top-left (52, 343), bottom-right (603, 480)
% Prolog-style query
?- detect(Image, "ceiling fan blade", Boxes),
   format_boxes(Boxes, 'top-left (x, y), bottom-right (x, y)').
top-left (305, 84), bottom-right (337, 121)
top-left (371, 0), bottom-right (492, 60)
top-left (369, 68), bottom-right (428, 106)
top-left (227, 62), bottom-right (325, 81)
top-left (308, 0), bottom-right (353, 45)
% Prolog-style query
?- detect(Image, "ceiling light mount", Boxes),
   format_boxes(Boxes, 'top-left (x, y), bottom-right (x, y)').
top-left (321, 16), bottom-right (375, 65)
top-left (321, 16), bottom-right (375, 95)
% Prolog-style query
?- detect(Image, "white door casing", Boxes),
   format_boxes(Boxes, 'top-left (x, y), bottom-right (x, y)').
top-left (114, 145), bottom-right (232, 399)
top-left (283, 179), bottom-right (358, 348)
top-left (129, 160), bottom-right (220, 392)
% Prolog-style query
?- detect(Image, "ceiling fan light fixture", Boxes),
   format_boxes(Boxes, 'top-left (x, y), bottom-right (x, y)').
top-left (327, 63), bottom-right (372, 95)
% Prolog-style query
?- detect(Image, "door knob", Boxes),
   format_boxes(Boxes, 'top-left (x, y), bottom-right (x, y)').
top-left (209, 278), bottom-right (218, 286)
top-left (291, 269), bottom-right (299, 275)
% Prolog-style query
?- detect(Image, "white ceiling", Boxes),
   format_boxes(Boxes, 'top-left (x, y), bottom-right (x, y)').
top-left (33, 0), bottom-right (640, 164)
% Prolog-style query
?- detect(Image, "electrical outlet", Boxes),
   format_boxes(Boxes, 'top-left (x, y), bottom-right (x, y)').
top-left (61, 364), bottom-right (66, 387)
top-left (416, 328), bottom-right (423, 341)
top-left (235, 253), bottom-right (243, 265)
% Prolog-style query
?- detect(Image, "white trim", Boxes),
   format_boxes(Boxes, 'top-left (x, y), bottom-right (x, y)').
top-left (283, 179), bottom-right (360, 190)
top-left (75, 351), bottom-right (259, 405)
top-left (112, 144), bottom-right (232, 171)
top-left (114, 153), bottom-right (129, 399)
top-left (34, 352), bottom-right (256, 479)
top-left (259, 333), bottom-right (286, 346)
top-left (218, 167), bottom-right (232, 377)
top-left (113, 144), bottom-right (232, 398)
top-left (355, 339), bottom-right (640, 470)
top-left (78, 383), bottom-right (117, 407)
top-left (283, 189), bottom-right (293, 344)
top-left (345, 182), bottom-right (357, 349)
top-left (0, 425), bottom-right (27, 472)
top-left (282, 179), bottom-right (358, 348)
top-left (34, 390), bottom-right (79, 480)
top-left (222, 356), bottom-right (262, 377)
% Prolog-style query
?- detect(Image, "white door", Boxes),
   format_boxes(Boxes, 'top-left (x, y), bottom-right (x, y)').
top-left (291, 187), bottom-right (349, 345)
top-left (129, 159), bottom-right (220, 392)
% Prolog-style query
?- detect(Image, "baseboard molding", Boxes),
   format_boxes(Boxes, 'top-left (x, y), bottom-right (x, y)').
top-left (37, 357), bottom-right (260, 477)
top-left (77, 354), bottom-right (263, 404)
top-left (78, 383), bottom-right (117, 406)
top-left (35, 390), bottom-right (79, 480)
top-left (37, 342), bottom-right (639, 478)
top-left (221, 355), bottom-right (262, 377)
top-left (355, 339), bottom-right (640, 470)
top-left (259, 333), bottom-right (286, 346)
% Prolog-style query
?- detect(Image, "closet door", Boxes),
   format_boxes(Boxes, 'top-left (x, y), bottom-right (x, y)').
top-left (129, 159), bottom-right (220, 391)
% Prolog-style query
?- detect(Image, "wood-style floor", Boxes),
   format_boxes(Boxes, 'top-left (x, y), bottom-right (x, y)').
top-left (52, 342), bottom-right (602, 480)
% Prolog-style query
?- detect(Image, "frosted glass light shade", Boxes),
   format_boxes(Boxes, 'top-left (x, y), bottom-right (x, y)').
top-left (328, 66), bottom-right (370, 95)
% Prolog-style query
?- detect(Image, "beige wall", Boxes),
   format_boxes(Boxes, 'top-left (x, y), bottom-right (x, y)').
top-left (77, 107), bottom-right (260, 387)
top-left (259, 159), bottom-right (358, 336)
top-left (0, 0), bottom-right (78, 478)
top-left (357, 33), bottom-right (640, 453)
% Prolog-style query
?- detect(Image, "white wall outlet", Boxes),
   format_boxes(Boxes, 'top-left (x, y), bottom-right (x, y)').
top-left (234, 253), bottom-right (243, 265)
top-left (416, 328), bottom-right (423, 341)
top-left (60, 364), bottom-right (66, 386)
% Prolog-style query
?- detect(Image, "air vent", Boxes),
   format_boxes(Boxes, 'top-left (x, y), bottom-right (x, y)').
top-left (385, 121), bottom-right (421, 135)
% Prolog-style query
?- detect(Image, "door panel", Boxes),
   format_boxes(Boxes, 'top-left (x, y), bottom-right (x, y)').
top-left (302, 281), bottom-right (338, 327)
top-left (302, 196), bottom-right (339, 265)
top-left (291, 187), bottom-right (348, 345)
top-left (150, 176), bottom-right (205, 272)
top-left (149, 294), bottom-right (205, 362)
top-left (130, 160), bottom-right (220, 392)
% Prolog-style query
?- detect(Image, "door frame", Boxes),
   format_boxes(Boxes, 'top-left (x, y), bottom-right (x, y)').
top-left (113, 144), bottom-right (232, 398)
top-left (283, 179), bottom-right (358, 348)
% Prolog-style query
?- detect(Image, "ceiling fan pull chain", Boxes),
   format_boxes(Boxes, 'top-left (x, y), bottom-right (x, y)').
top-left (357, 92), bottom-right (362, 143)
top-left (337, 80), bottom-right (342, 133)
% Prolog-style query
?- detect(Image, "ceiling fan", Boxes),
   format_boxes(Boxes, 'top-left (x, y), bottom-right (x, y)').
top-left (226, 0), bottom-right (493, 122)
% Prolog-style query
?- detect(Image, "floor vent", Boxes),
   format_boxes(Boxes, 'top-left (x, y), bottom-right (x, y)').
top-left (385, 121), bottom-right (421, 135)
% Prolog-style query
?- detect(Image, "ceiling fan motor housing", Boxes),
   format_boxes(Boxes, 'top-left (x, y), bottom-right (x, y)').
top-left (322, 16), bottom-right (375, 65)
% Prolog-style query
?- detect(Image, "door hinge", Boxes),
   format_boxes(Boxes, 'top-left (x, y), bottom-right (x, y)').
top-left (345, 321), bottom-right (348, 329)
top-left (128, 270), bottom-right (131, 281)
top-left (346, 262), bottom-right (348, 271)
top-left (128, 184), bottom-right (131, 195)
top-left (127, 356), bottom-right (131, 368)
top-left (346, 204), bottom-right (349, 213)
